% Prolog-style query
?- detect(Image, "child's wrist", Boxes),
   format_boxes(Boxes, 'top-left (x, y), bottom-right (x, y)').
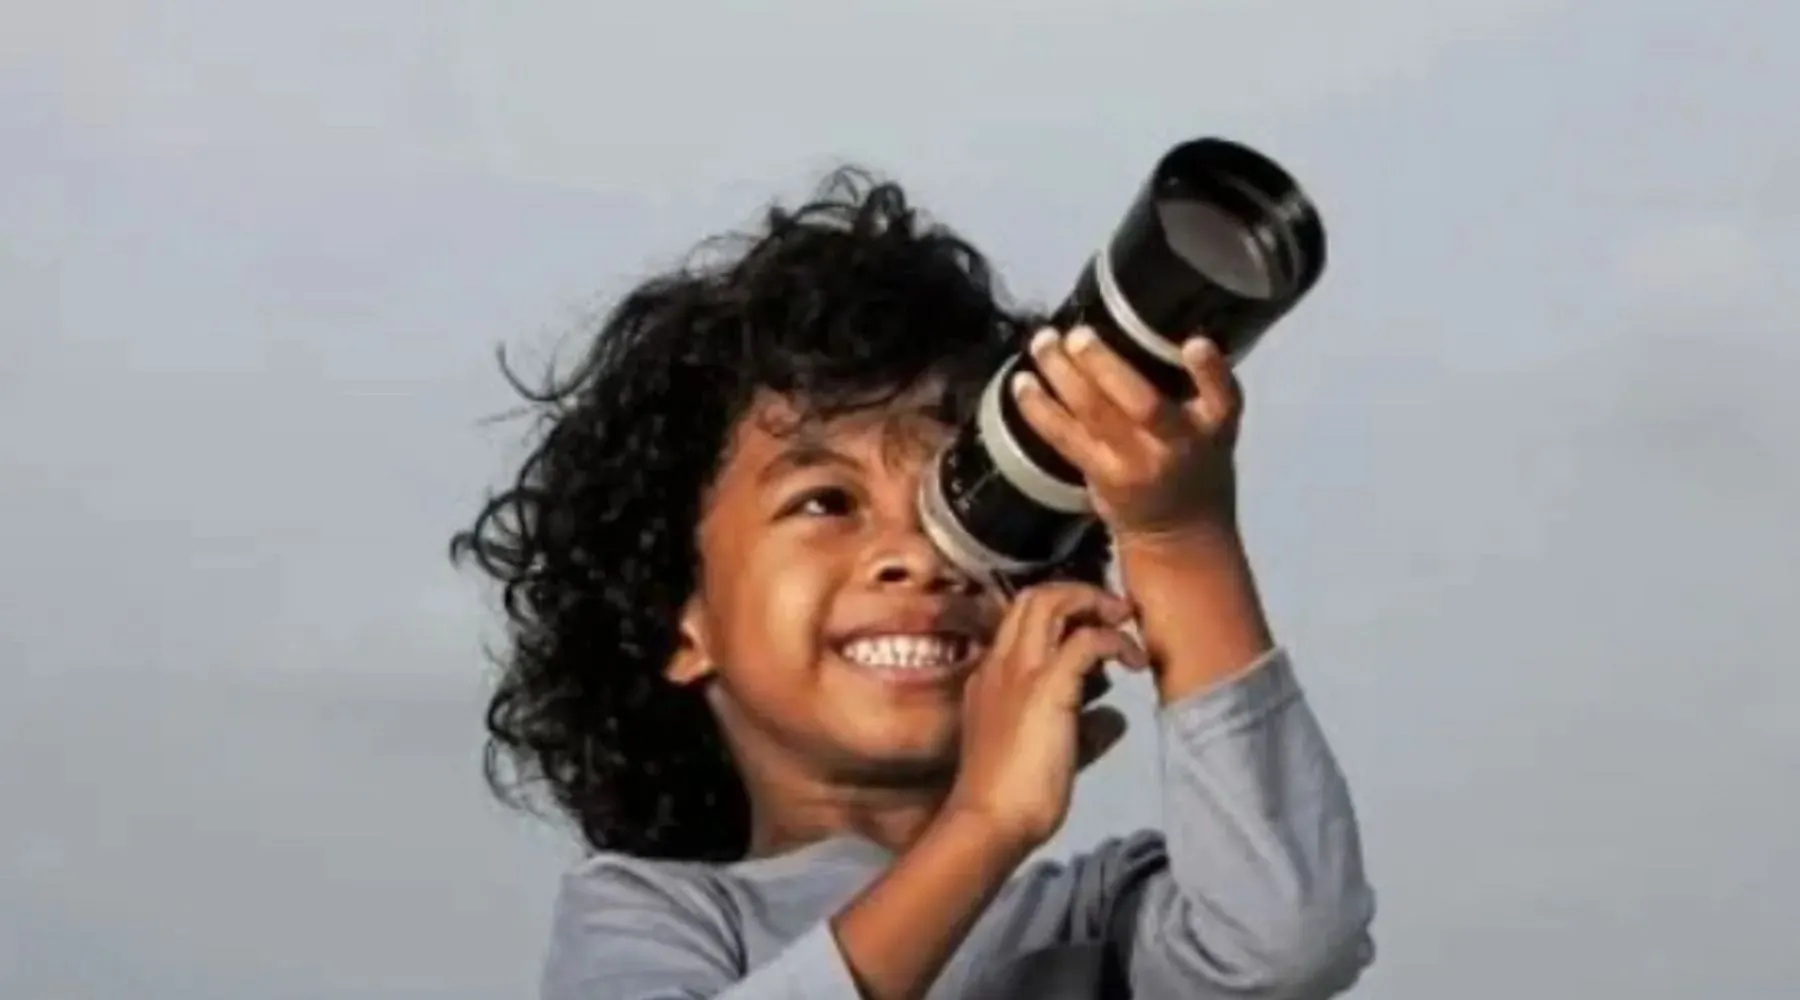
top-left (933, 801), bottom-right (1042, 869)
top-left (1112, 520), bottom-right (1274, 703)
top-left (1110, 514), bottom-right (1244, 560)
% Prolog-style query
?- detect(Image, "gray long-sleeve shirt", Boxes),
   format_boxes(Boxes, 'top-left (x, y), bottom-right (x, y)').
top-left (541, 648), bottom-right (1376, 1000)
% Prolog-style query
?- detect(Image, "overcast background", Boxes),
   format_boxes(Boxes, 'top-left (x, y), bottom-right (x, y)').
top-left (4, 1), bottom-right (1797, 997)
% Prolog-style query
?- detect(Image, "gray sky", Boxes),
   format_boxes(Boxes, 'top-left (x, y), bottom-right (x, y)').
top-left (3, 1), bottom-right (1797, 997)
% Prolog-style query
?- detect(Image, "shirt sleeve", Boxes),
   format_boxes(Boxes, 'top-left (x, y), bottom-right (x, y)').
top-left (1106, 647), bottom-right (1377, 1000)
top-left (540, 859), bottom-right (862, 1000)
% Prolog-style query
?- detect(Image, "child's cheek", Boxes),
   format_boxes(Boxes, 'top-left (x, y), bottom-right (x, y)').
top-left (752, 560), bottom-right (838, 658)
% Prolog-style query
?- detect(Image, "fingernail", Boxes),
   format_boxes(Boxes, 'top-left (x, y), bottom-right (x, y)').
top-left (1029, 327), bottom-right (1057, 354)
top-left (1011, 371), bottom-right (1039, 395)
top-left (1182, 337), bottom-right (1217, 363)
top-left (1067, 326), bottom-right (1098, 352)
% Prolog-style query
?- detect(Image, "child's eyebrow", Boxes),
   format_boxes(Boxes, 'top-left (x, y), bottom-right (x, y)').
top-left (755, 442), bottom-right (863, 486)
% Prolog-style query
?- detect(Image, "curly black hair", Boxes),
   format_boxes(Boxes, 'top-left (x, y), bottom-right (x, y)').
top-left (451, 168), bottom-right (1111, 863)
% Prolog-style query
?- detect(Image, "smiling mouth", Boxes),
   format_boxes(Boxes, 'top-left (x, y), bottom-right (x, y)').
top-left (834, 633), bottom-right (980, 675)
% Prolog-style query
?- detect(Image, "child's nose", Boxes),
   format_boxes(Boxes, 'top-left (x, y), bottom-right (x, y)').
top-left (866, 529), bottom-right (981, 595)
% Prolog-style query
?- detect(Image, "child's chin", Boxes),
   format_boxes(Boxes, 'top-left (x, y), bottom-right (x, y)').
top-left (841, 718), bottom-right (962, 776)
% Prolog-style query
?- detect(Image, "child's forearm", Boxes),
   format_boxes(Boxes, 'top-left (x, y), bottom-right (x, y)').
top-left (1131, 650), bottom-right (1376, 996)
top-left (1115, 523), bottom-right (1274, 703)
top-left (828, 808), bottom-right (1030, 1000)
top-left (1111, 527), bottom-right (1374, 996)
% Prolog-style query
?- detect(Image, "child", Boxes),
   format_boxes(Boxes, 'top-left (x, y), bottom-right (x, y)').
top-left (454, 170), bottom-right (1375, 1000)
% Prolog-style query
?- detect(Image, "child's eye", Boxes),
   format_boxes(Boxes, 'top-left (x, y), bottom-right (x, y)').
top-left (782, 486), bottom-right (856, 519)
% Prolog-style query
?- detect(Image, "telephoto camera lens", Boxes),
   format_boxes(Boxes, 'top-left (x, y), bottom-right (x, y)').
top-left (919, 137), bottom-right (1327, 591)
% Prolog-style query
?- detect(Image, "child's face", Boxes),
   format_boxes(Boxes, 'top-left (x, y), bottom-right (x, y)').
top-left (667, 389), bottom-right (1003, 789)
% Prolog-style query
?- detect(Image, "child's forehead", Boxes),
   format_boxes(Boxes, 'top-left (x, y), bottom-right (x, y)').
top-left (734, 389), bottom-right (954, 464)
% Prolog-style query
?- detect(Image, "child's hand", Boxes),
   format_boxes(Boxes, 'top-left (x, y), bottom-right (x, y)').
top-left (1011, 325), bottom-right (1242, 543)
top-left (945, 582), bottom-right (1148, 852)
top-left (1015, 324), bottom-right (1275, 702)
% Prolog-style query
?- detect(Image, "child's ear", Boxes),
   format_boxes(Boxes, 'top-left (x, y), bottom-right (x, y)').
top-left (663, 595), bottom-right (717, 687)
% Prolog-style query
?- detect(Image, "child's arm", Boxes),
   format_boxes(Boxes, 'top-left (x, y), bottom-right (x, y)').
top-left (825, 810), bottom-right (1033, 1000)
top-left (1100, 530), bottom-right (1375, 998)
top-left (541, 810), bottom-right (1029, 1000)
top-left (1009, 322), bottom-right (1376, 995)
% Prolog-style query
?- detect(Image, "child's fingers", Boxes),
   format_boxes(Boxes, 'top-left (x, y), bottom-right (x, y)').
top-left (1043, 625), bottom-right (1147, 708)
top-left (1179, 336), bottom-right (1243, 433)
top-left (1028, 328), bottom-right (1131, 439)
top-left (1002, 582), bottom-right (1130, 677)
top-left (1011, 369), bottom-right (1113, 476)
top-left (1065, 326), bottom-right (1178, 432)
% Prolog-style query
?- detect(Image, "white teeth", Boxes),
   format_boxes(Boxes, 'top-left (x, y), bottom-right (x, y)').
top-left (838, 634), bottom-right (968, 670)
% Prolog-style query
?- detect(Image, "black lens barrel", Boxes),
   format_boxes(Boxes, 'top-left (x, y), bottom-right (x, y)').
top-left (921, 137), bottom-right (1326, 586)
